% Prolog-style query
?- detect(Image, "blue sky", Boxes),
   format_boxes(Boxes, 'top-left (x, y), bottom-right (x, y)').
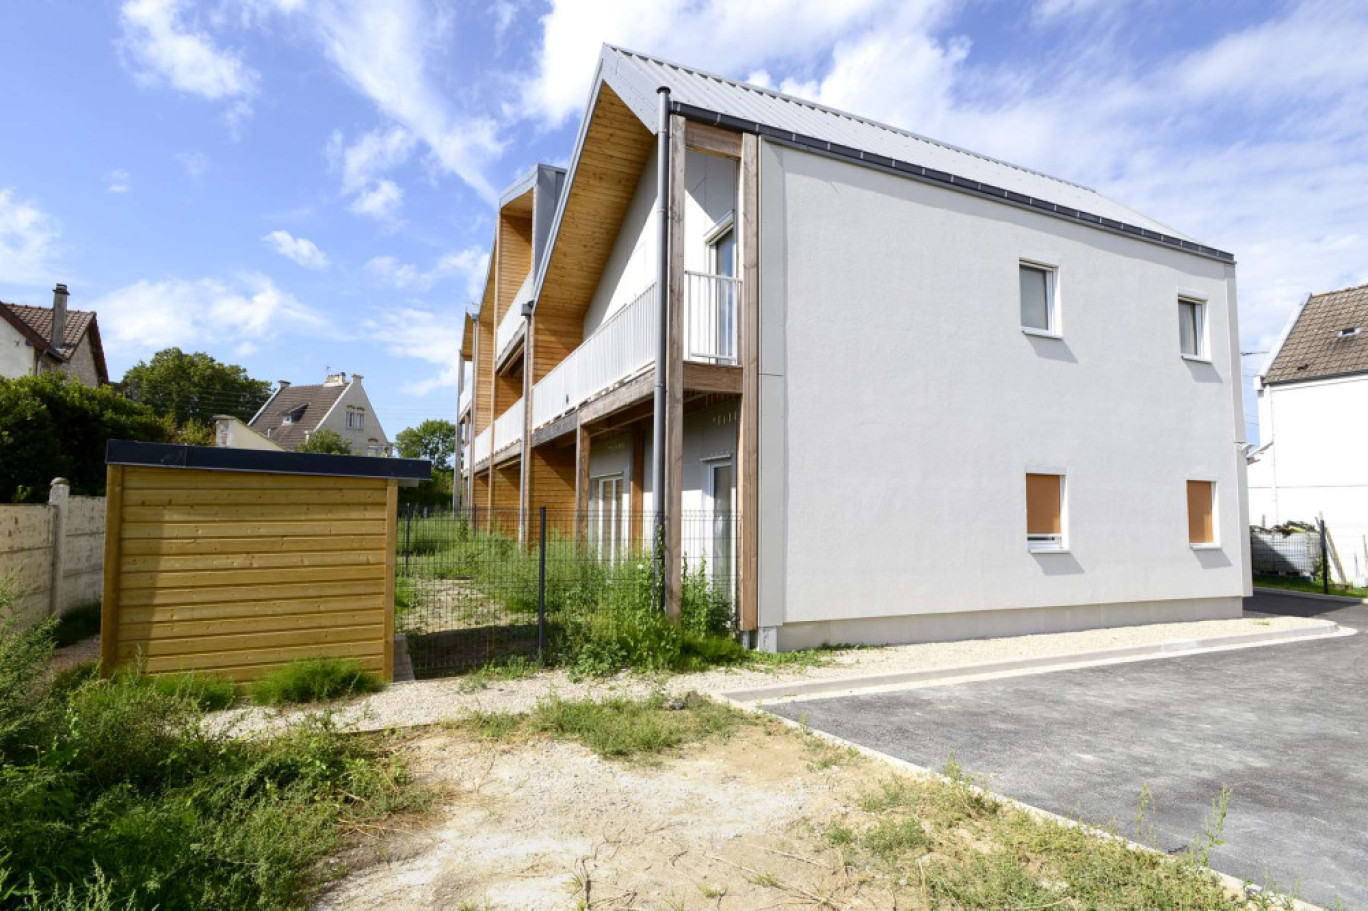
top-left (1, 0), bottom-right (1366, 443)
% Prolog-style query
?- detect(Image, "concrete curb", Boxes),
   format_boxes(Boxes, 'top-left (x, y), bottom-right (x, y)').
top-left (722, 620), bottom-right (1349, 705)
top-left (720, 696), bottom-right (1326, 911)
top-left (1253, 586), bottom-right (1368, 605)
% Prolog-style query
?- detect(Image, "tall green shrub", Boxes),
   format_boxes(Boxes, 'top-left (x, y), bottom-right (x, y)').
top-left (0, 374), bottom-right (166, 503)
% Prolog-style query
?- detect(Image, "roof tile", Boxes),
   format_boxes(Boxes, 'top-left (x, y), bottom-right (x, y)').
top-left (1264, 283), bottom-right (1368, 384)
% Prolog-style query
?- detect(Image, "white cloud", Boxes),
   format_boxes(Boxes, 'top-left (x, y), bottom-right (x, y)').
top-left (348, 179), bottom-right (404, 223)
top-left (0, 189), bottom-right (61, 286)
top-left (269, 0), bottom-right (504, 201)
top-left (262, 230), bottom-right (329, 269)
top-left (363, 305), bottom-right (466, 395)
top-left (329, 126), bottom-right (416, 194)
top-left (107, 170), bottom-right (132, 194)
top-left (92, 273), bottom-right (330, 358)
top-left (366, 247), bottom-right (488, 300)
top-left (177, 151), bottom-right (209, 178)
top-left (118, 0), bottom-right (258, 124)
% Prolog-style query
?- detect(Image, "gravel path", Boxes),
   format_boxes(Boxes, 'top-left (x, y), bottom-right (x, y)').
top-left (220, 614), bottom-right (1325, 735)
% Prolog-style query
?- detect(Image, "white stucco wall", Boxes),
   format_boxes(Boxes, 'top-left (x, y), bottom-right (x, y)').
top-left (0, 322), bottom-right (34, 379)
top-left (582, 150), bottom-right (740, 337)
top-left (314, 380), bottom-right (391, 456)
top-left (1247, 375), bottom-right (1368, 583)
top-left (759, 142), bottom-right (1247, 642)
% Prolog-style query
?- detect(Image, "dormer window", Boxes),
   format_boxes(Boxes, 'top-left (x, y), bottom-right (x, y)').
top-left (282, 405), bottom-right (306, 425)
top-left (1338, 327), bottom-right (1361, 339)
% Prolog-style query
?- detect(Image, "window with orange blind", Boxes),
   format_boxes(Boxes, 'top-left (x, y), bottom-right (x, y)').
top-left (1026, 473), bottom-right (1064, 550)
top-left (1187, 480), bottom-right (1215, 544)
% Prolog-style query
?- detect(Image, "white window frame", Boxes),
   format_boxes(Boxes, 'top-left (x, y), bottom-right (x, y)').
top-left (588, 473), bottom-right (625, 562)
top-left (702, 454), bottom-right (737, 593)
top-left (1019, 260), bottom-right (1061, 338)
top-left (1026, 466), bottom-right (1069, 553)
top-left (1178, 296), bottom-right (1208, 362)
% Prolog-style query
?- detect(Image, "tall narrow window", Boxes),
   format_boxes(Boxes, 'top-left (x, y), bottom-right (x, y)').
top-left (1020, 263), bottom-right (1056, 333)
top-left (1179, 298), bottom-right (1205, 358)
top-left (1187, 480), bottom-right (1215, 545)
top-left (590, 475), bottom-right (623, 562)
top-left (1026, 472), bottom-right (1064, 551)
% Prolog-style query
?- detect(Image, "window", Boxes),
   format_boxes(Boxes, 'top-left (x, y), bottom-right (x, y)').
top-left (1179, 298), bottom-right (1205, 358)
top-left (347, 409), bottom-right (365, 430)
top-left (282, 405), bottom-right (305, 425)
top-left (705, 215), bottom-right (737, 364)
top-left (1026, 472), bottom-right (1065, 551)
top-left (1019, 263), bottom-right (1057, 334)
top-left (706, 459), bottom-right (736, 594)
top-left (589, 475), bottom-right (624, 562)
top-left (1187, 480), bottom-right (1215, 545)
top-left (1338, 327), bottom-right (1361, 339)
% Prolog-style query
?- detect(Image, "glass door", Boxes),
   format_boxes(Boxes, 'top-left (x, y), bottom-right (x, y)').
top-left (705, 460), bottom-right (735, 595)
top-left (590, 475), bottom-right (623, 563)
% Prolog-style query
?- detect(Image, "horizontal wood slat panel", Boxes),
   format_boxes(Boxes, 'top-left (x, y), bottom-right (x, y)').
top-left (124, 488), bottom-right (387, 507)
top-left (121, 550), bottom-right (387, 573)
top-left (120, 579), bottom-right (385, 608)
top-left (143, 656), bottom-right (387, 683)
top-left (134, 640), bottom-right (383, 675)
top-left (120, 608), bottom-right (382, 642)
top-left (119, 594), bottom-right (385, 625)
top-left (122, 503), bottom-right (385, 523)
top-left (123, 467), bottom-right (385, 491)
top-left (118, 624), bottom-right (384, 659)
top-left (120, 534), bottom-right (386, 556)
top-left (120, 562), bottom-right (386, 590)
top-left (121, 520), bottom-right (388, 539)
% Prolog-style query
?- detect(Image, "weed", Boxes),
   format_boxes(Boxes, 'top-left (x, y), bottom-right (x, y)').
top-left (146, 671), bottom-right (239, 711)
top-left (249, 657), bottom-right (384, 706)
top-left (823, 823), bottom-right (854, 847)
top-left (456, 656), bottom-right (541, 693)
top-left (0, 602), bottom-right (425, 911)
top-left (862, 817), bottom-right (931, 862)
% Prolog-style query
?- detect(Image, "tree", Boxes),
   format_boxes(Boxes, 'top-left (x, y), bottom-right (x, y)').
top-left (395, 419), bottom-right (456, 469)
top-left (119, 348), bottom-right (271, 427)
top-left (297, 429), bottom-right (353, 455)
top-left (0, 373), bottom-right (167, 502)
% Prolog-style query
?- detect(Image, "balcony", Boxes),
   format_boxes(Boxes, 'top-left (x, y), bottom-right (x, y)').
top-left (684, 271), bottom-right (738, 365)
top-left (471, 425), bottom-right (491, 466)
top-left (492, 398), bottom-right (524, 455)
top-left (458, 383), bottom-right (471, 416)
top-left (532, 282), bottom-right (659, 429)
top-left (495, 297), bottom-right (526, 365)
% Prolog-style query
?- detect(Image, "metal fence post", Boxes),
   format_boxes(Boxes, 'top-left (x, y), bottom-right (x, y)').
top-left (537, 507), bottom-right (548, 659)
top-left (1321, 516), bottom-right (1330, 594)
top-left (403, 502), bottom-right (413, 575)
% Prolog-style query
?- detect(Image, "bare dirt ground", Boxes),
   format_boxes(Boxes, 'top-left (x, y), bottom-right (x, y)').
top-left (316, 721), bottom-right (902, 911)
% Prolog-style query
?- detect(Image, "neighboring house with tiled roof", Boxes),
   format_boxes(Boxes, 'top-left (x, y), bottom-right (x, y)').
top-left (0, 284), bottom-right (109, 387)
top-left (1249, 282), bottom-right (1368, 584)
top-left (246, 372), bottom-right (391, 456)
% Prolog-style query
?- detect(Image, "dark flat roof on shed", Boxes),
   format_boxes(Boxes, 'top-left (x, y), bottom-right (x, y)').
top-left (106, 440), bottom-right (431, 483)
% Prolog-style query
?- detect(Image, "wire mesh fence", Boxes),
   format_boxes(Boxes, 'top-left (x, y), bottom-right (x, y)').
top-left (1251, 519), bottom-right (1367, 594)
top-left (395, 505), bottom-right (737, 678)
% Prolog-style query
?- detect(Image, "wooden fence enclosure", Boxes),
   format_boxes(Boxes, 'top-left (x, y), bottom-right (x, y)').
top-left (100, 442), bottom-right (430, 683)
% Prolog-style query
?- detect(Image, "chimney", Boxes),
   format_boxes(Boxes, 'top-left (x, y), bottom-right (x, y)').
top-left (276, 380), bottom-right (291, 389)
top-left (349, 373), bottom-right (363, 385)
top-left (51, 284), bottom-right (68, 352)
top-left (325, 372), bottom-right (347, 385)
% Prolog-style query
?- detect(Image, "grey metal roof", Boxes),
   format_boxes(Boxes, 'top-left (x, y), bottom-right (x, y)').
top-left (599, 46), bottom-right (1231, 262)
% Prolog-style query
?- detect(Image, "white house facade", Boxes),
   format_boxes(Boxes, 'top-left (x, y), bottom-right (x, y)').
top-left (459, 46), bottom-right (1250, 650)
top-left (1248, 284), bottom-right (1368, 584)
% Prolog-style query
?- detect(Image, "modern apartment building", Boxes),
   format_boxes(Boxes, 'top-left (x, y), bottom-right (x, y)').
top-left (457, 46), bottom-right (1250, 650)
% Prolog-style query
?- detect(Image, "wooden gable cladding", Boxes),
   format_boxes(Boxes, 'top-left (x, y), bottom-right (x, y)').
top-left (532, 84), bottom-right (653, 383)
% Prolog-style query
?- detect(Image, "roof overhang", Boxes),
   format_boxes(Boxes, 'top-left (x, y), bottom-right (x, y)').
top-left (107, 440), bottom-right (431, 484)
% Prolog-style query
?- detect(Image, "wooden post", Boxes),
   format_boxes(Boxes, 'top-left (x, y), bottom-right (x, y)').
top-left (737, 133), bottom-right (760, 632)
top-left (664, 113), bottom-right (687, 623)
top-left (630, 423), bottom-right (645, 549)
top-left (99, 465), bottom-right (124, 677)
top-left (575, 423), bottom-right (591, 544)
top-left (383, 479), bottom-right (398, 682)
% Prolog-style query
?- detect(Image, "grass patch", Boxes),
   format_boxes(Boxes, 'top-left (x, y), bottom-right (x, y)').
top-left (249, 657), bottom-right (385, 706)
top-left (147, 670), bottom-right (239, 711)
top-left (52, 602), bottom-right (101, 648)
top-left (456, 692), bottom-right (748, 760)
top-left (1253, 574), bottom-right (1368, 599)
top-left (455, 655), bottom-right (541, 693)
top-left (831, 757), bottom-right (1270, 909)
top-left (0, 602), bottom-right (426, 910)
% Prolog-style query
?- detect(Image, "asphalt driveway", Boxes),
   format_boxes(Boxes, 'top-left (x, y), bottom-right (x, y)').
top-left (770, 592), bottom-right (1367, 908)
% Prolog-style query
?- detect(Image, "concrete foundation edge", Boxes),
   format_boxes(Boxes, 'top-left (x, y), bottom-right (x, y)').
top-left (773, 596), bottom-right (1245, 651)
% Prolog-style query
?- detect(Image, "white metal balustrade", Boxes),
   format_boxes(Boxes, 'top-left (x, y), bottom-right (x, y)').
top-left (492, 398), bottom-right (525, 453)
top-left (494, 300), bottom-right (525, 361)
top-left (531, 283), bottom-right (659, 429)
top-left (684, 271), bottom-right (739, 365)
top-left (458, 383), bottom-right (471, 415)
top-left (471, 425), bottom-right (491, 466)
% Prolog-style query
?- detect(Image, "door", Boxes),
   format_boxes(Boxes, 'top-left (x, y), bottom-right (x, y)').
top-left (590, 475), bottom-right (624, 562)
top-left (705, 459), bottom-right (735, 595)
